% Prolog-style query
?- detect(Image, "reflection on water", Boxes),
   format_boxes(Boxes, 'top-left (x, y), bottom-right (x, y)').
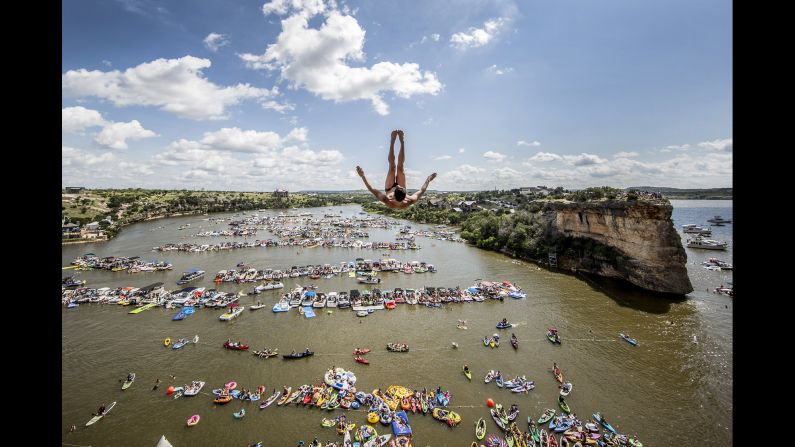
top-left (62, 202), bottom-right (731, 446)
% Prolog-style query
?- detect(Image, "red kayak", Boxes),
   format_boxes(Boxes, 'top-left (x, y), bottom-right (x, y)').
top-left (354, 356), bottom-right (370, 365)
top-left (353, 348), bottom-right (371, 355)
top-left (223, 341), bottom-right (249, 350)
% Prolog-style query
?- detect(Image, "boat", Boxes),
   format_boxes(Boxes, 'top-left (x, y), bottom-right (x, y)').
top-left (507, 404), bottom-right (520, 421)
top-left (176, 268), bottom-right (205, 285)
top-left (547, 327), bottom-right (561, 344)
top-left (186, 414), bottom-right (200, 426)
top-left (392, 410), bottom-right (412, 436)
top-left (85, 401), bottom-right (116, 426)
top-left (183, 381), bottom-right (205, 396)
top-left (682, 224), bottom-right (712, 236)
top-left (463, 366), bottom-right (472, 380)
top-left (122, 373), bottom-right (135, 390)
top-left (559, 382), bottom-right (572, 396)
top-left (172, 306), bottom-right (196, 321)
top-left (353, 348), bottom-right (371, 355)
top-left (252, 348), bottom-right (278, 358)
top-left (249, 303), bottom-right (266, 310)
top-left (553, 365), bottom-right (564, 384)
top-left (686, 237), bottom-right (728, 250)
top-left (219, 304), bottom-right (244, 320)
top-left (706, 215), bottom-right (731, 224)
top-left (260, 390), bottom-right (281, 409)
top-left (213, 395), bottom-right (233, 404)
top-left (432, 408), bottom-right (462, 426)
top-left (476, 417), bottom-right (487, 440)
top-left (156, 435), bottom-right (173, 447)
top-left (538, 409), bottom-right (555, 424)
top-left (272, 297), bottom-right (290, 312)
top-left (233, 408), bottom-right (246, 419)
top-left (619, 332), bottom-right (638, 346)
top-left (356, 310), bottom-right (368, 317)
top-left (283, 349), bottom-right (314, 359)
top-left (592, 412), bottom-right (617, 434)
top-left (172, 337), bottom-right (191, 349)
top-left (363, 434), bottom-right (392, 447)
top-left (386, 343), bottom-right (409, 352)
top-left (496, 320), bottom-right (512, 329)
top-left (223, 341), bottom-right (250, 350)
top-left (559, 400), bottom-right (571, 414)
top-left (355, 356), bottom-right (370, 365)
top-left (510, 333), bottom-right (518, 349)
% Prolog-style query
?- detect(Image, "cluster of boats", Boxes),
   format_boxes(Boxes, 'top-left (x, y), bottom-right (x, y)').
top-left (484, 371), bottom-right (535, 393)
top-left (67, 254), bottom-right (173, 273)
top-left (701, 258), bottom-right (733, 271)
top-left (151, 239), bottom-right (421, 253)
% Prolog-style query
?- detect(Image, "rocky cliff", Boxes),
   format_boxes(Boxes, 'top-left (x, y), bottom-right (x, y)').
top-left (540, 200), bottom-right (693, 295)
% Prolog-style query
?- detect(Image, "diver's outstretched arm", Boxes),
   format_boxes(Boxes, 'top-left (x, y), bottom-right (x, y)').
top-left (357, 166), bottom-right (388, 202)
top-left (408, 172), bottom-right (437, 202)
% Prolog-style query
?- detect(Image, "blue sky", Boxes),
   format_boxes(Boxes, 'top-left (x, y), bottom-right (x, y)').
top-left (62, 0), bottom-right (732, 191)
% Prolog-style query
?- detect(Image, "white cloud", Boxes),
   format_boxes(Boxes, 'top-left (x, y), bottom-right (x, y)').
top-left (62, 106), bottom-right (107, 133)
top-left (433, 155), bottom-right (452, 161)
top-left (562, 153), bottom-right (607, 166)
top-left (614, 151), bottom-right (639, 158)
top-left (517, 140), bottom-right (541, 147)
top-left (431, 33), bottom-right (440, 42)
top-left (102, 60), bottom-right (113, 67)
top-left (204, 32), bottom-right (230, 52)
top-left (485, 64), bottom-right (513, 75)
top-left (529, 151), bottom-right (562, 162)
top-left (242, 1), bottom-right (442, 115)
top-left (450, 18), bottom-right (507, 49)
top-left (697, 138), bottom-right (732, 152)
top-left (458, 148), bottom-right (465, 153)
top-left (483, 151), bottom-right (506, 162)
top-left (62, 56), bottom-right (273, 120)
top-left (94, 120), bottom-right (157, 150)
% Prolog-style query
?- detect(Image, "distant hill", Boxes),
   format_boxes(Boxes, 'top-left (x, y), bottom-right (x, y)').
top-left (627, 186), bottom-right (732, 199)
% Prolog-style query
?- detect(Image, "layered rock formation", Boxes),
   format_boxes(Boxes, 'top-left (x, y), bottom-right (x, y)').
top-left (540, 200), bottom-right (693, 295)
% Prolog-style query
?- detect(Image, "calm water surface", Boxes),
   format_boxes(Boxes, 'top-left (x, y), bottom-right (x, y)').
top-left (62, 201), bottom-right (732, 446)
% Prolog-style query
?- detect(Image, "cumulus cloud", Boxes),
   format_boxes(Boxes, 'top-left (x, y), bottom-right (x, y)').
top-left (62, 106), bottom-right (107, 133)
top-left (698, 138), bottom-right (732, 152)
top-left (458, 148), bottom-right (465, 153)
top-left (241, 0), bottom-right (442, 115)
top-left (614, 151), bottom-right (639, 158)
top-left (62, 56), bottom-right (273, 120)
top-left (517, 140), bottom-right (541, 147)
top-left (483, 151), bottom-right (506, 162)
top-left (204, 32), bottom-right (230, 52)
top-left (433, 155), bottom-right (452, 161)
top-left (94, 120), bottom-right (157, 150)
top-left (63, 106), bottom-right (156, 149)
top-left (562, 153), bottom-right (608, 166)
top-left (450, 18), bottom-right (507, 49)
top-left (529, 151), bottom-right (562, 162)
top-left (661, 143), bottom-right (690, 153)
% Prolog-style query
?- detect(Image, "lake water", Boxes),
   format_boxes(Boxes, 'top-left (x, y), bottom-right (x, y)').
top-left (62, 201), bottom-right (732, 446)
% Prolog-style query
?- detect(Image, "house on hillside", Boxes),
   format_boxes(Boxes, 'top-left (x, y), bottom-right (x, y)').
top-left (519, 186), bottom-right (551, 196)
top-left (428, 198), bottom-right (450, 209)
top-left (274, 188), bottom-right (289, 199)
top-left (65, 186), bottom-right (85, 194)
top-left (457, 200), bottom-right (478, 212)
top-left (62, 222), bottom-right (80, 238)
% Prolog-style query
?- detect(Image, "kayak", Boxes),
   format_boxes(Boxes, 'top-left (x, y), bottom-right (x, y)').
top-left (223, 341), bottom-right (250, 350)
top-left (233, 408), bottom-right (246, 418)
top-left (355, 356), bottom-right (370, 365)
top-left (476, 417), bottom-right (487, 440)
top-left (553, 366), bottom-right (563, 384)
top-left (353, 348), bottom-right (371, 355)
top-left (277, 387), bottom-right (293, 405)
top-left (186, 414), bottom-right (200, 426)
top-left (592, 413), bottom-right (617, 434)
top-left (260, 390), bottom-right (281, 409)
top-left (122, 373), bottom-right (136, 390)
top-left (559, 400), bottom-right (571, 414)
top-left (538, 409), bottom-right (556, 424)
top-left (85, 401), bottom-right (116, 426)
top-left (463, 367), bottom-right (472, 381)
top-left (619, 332), bottom-right (638, 346)
top-left (172, 339), bottom-right (190, 349)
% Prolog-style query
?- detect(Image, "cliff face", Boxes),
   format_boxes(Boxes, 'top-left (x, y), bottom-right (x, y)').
top-left (540, 200), bottom-right (693, 295)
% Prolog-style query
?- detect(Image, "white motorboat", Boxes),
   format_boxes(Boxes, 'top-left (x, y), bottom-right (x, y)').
top-left (687, 237), bottom-right (728, 250)
top-left (219, 305), bottom-right (244, 321)
top-left (682, 224), bottom-right (712, 236)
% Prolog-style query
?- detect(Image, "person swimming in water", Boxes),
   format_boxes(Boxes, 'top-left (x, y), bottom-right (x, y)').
top-left (356, 130), bottom-right (436, 209)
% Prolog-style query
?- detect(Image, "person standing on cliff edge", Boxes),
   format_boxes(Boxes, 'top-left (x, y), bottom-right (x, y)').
top-left (356, 129), bottom-right (437, 209)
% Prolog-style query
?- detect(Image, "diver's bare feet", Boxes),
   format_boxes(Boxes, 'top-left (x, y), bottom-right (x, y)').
top-left (356, 166), bottom-right (365, 177)
top-left (397, 130), bottom-right (404, 143)
top-left (390, 130), bottom-right (398, 142)
top-left (427, 172), bottom-right (437, 182)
